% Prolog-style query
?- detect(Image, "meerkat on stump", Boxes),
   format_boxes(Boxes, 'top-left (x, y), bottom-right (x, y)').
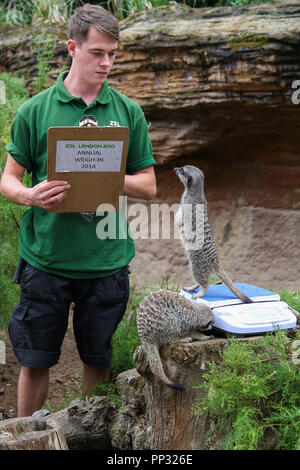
top-left (136, 289), bottom-right (214, 391)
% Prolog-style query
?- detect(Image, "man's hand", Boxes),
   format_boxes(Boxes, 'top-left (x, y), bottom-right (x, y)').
top-left (28, 180), bottom-right (71, 210)
top-left (0, 154), bottom-right (71, 210)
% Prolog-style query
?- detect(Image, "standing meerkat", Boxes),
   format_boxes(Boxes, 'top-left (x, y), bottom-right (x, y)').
top-left (136, 289), bottom-right (214, 391)
top-left (174, 165), bottom-right (252, 303)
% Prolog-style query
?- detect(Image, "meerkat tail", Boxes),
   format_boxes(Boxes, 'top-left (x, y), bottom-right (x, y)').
top-left (215, 265), bottom-right (253, 303)
top-left (142, 342), bottom-right (186, 392)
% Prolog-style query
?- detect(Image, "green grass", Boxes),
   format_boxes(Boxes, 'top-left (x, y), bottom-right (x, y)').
top-left (279, 289), bottom-right (300, 315)
top-left (0, 30), bottom-right (64, 329)
top-left (0, 0), bottom-right (82, 26)
top-left (0, 0), bottom-right (273, 26)
top-left (192, 328), bottom-right (300, 450)
top-left (32, 33), bottom-right (58, 94)
top-left (0, 72), bottom-right (30, 330)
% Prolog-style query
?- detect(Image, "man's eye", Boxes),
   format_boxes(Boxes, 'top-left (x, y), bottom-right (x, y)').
top-left (91, 52), bottom-right (116, 58)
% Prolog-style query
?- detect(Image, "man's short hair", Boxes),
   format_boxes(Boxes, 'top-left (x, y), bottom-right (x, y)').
top-left (69, 3), bottom-right (119, 44)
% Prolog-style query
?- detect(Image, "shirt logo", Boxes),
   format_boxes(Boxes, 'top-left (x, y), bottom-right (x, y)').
top-left (109, 120), bottom-right (120, 127)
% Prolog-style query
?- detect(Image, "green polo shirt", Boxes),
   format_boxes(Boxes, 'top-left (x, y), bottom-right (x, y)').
top-left (6, 71), bottom-right (156, 278)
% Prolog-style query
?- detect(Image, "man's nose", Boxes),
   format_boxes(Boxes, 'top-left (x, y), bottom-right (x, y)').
top-left (100, 53), bottom-right (110, 66)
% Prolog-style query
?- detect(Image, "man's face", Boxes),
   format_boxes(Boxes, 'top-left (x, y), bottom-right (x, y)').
top-left (68, 27), bottom-right (118, 88)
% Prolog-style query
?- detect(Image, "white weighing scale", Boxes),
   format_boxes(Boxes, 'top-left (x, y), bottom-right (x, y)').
top-left (180, 283), bottom-right (297, 337)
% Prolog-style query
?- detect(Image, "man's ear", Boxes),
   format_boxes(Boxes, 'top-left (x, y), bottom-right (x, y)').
top-left (67, 39), bottom-right (77, 57)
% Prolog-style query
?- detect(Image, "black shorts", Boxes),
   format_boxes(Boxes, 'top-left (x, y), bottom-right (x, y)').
top-left (8, 262), bottom-right (130, 369)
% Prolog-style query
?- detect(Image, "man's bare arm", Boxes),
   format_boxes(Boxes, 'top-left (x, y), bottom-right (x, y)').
top-left (0, 154), bottom-right (71, 210)
top-left (124, 166), bottom-right (156, 200)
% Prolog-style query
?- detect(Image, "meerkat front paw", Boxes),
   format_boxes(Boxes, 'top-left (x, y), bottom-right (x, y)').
top-left (191, 331), bottom-right (214, 341)
top-left (192, 290), bottom-right (205, 298)
top-left (192, 284), bottom-right (209, 298)
top-left (199, 334), bottom-right (214, 341)
top-left (183, 283), bottom-right (200, 292)
top-left (178, 336), bottom-right (193, 343)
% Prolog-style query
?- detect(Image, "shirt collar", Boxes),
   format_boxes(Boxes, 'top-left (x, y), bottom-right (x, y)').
top-left (56, 71), bottom-right (111, 105)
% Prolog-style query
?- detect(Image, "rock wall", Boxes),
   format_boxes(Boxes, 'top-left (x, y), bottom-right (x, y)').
top-left (0, 0), bottom-right (299, 290)
top-left (118, 1), bottom-right (300, 291)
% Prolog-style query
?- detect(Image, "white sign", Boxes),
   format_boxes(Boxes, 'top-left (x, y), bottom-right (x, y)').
top-left (55, 140), bottom-right (124, 173)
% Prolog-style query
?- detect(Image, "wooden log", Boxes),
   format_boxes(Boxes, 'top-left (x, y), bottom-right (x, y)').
top-left (133, 338), bottom-right (231, 450)
top-left (45, 396), bottom-right (117, 450)
top-left (0, 417), bottom-right (68, 450)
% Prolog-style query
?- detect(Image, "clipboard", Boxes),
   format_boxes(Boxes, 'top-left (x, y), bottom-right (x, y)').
top-left (47, 126), bottom-right (129, 213)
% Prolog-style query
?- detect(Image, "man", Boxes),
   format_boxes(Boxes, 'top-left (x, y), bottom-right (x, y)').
top-left (0, 4), bottom-right (156, 417)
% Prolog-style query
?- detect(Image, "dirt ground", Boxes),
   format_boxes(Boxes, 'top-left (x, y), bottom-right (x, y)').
top-left (0, 326), bottom-right (82, 419)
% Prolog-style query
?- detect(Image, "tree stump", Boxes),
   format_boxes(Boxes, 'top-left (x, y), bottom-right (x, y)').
top-left (0, 417), bottom-right (68, 450)
top-left (133, 338), bottom-right (229, 450)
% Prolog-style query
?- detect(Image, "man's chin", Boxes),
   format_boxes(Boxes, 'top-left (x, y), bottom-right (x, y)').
top-left (95, 73), bottom-right (107, 81)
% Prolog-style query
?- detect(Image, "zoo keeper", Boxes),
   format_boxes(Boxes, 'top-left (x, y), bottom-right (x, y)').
top-left (0, 3), bottom-right (156, 417)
